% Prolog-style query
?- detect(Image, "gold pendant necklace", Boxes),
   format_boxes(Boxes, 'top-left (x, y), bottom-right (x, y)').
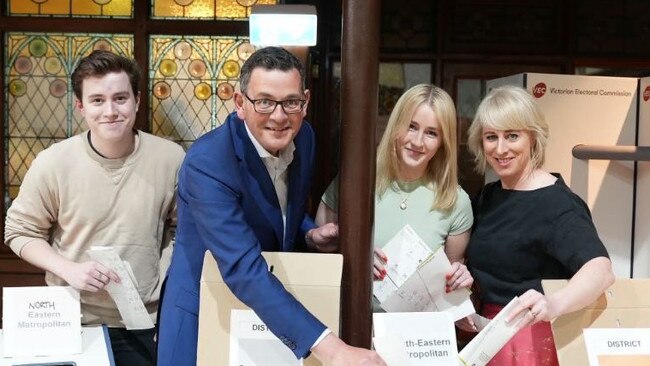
top-left (396, 182), bottom-right (413, 210)
top-left (400, 197), bottom-right (408, 210)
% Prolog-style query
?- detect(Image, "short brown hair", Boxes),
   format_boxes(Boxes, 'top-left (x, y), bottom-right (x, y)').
top-left (71, 50), bottom-right (141, 100)
top-left (239, 46), bottom-right (305, 94)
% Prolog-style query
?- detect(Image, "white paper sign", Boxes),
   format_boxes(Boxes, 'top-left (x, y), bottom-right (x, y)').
top-left (87, 247), bottom-right (154, 330)
top-left (583, 328), bottom-right (650, 366)
top-left (2, 286), bottom-right (81, 357)
top-left (372, 337), bottom-right (414, 366)
top-left (373, 312), bottom-right (458, 366)
top-left (229, 309), bottom-right (302, 366)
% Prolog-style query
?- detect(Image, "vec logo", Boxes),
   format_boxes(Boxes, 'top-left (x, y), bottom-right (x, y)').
top-left (644, 86), bottom-right (650, 102)
top-left (532, 82), bottom-right (547, 98)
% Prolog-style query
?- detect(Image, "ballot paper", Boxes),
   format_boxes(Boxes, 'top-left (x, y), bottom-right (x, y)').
top-left (373, 225), bottom-right (475, 320)
top-left (87, 247), bottom-right (154, 330)
top-left (229, 309), bottom-right (302, 366)
top-left (458, 296), bottom-right (527, 366)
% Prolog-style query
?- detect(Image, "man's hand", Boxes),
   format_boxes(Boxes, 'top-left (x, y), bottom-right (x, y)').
top-left (306, 223), bottom-right (339, 252)
top-left (59, 261), bottom-right (121, 292)
top-left (312, 334), bottom-right (386, 366)
top-left (18, 240), bottom-right (121, 292)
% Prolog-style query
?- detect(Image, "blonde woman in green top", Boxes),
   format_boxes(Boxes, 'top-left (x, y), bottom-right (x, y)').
top-left (317, 84), bottom-right (474, 296)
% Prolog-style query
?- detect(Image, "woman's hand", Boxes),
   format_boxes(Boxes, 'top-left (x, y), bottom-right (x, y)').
top-left (445, 261), bottom-right (473, 292)
top-left (507, 289), bottom-right (555, 328)
top-left (373, 247), bottom-right (388, 280)
top-left (508, 257), bottom-right (614, 329)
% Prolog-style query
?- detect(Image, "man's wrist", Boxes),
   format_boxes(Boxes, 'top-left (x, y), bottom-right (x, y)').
top-left (310, 333), bottom-right (343, 363)
top-left (310, 328), bottom-right (332, 350)
top-left (305, 228), bottom-right (316, 250)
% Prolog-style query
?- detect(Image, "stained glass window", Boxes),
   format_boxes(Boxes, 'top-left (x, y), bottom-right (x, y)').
top-left (151, 0), bottom-right (276, 20)
top-left (150, 35), bottom-right (254, 148)
top-left (4, 33), bottom-right (134, 201)
top-left (3, 3), bottom-right (265, 204)
top-left (8, 0), bottom-right (133, 18)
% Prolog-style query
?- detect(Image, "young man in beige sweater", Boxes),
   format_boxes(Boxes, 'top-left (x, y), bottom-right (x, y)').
top-left (4, 50), bottom-right (185, 366)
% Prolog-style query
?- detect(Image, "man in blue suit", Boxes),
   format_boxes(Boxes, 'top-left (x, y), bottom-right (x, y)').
top-left (157, 47), bottom-right (385, 366)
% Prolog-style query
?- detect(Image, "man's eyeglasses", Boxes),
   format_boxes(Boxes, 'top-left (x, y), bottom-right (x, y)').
top-left (243, 93), bottom-right (306, 114)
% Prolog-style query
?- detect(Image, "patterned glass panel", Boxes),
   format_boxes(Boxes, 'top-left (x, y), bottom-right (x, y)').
top-left (4, 32), bottom-right (134, 202)
top-left (151, 0), bottom-right (277, 20)
top-left (150, 35), bottom-right (253, 148)
top-left (8, 0), bottom-right (133, 18)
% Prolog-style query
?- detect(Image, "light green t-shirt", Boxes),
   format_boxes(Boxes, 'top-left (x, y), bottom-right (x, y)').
top-left (321, 176), bottom-right (473, 252)
top-left (322, 176), bottom-right (473, 312)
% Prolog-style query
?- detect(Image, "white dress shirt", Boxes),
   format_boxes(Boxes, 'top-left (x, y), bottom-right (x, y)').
top-left (244, 123), bottom-right (294, 236)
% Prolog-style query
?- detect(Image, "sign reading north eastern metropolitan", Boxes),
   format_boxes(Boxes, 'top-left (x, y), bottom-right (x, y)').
top-left (2, 286), bottom-right (82, 357)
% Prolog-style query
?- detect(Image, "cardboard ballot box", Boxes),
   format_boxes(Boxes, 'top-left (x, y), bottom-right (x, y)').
top-left (542, 279), bottom-right (650, 366)
top-left (197, 251), bottom-right (343, 366)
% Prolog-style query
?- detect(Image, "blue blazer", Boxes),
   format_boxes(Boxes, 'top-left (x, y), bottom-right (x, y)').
top-left (157, 112), bottom-right (325, 366)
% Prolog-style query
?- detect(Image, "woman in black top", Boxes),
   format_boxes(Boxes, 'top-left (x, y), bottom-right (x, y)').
top-left (464, 85), bottom-right (614, 366)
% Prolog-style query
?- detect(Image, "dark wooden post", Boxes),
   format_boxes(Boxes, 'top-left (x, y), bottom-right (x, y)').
top-left (339, 0), bottom-right (380, 349)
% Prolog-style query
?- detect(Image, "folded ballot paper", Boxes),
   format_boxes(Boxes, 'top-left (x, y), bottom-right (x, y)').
top-left (87, 247), bottom-right (154, 330)
top-left (373, 224), bottom-right (475, 321)
top-left (458, 296), bottom-right (528, 366)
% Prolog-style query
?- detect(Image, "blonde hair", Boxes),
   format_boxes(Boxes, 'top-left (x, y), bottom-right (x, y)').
top-left (376, 84), bottom-right (459, 211)
top-left (467, 85), bottom-right (549, 174)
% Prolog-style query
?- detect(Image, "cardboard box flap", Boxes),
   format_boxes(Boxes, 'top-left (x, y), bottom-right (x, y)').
top-left (198, 250), bottom-right (343, 366)
top-left (543, 279), bottom-right (650, 309)
top-left (541, 279), bottom-right (650, 366)
top-left (201, 250), bottom-right (343, 287)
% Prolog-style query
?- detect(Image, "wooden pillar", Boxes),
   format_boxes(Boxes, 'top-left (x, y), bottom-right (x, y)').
top-left (339, 0), bottom-right (380, 349)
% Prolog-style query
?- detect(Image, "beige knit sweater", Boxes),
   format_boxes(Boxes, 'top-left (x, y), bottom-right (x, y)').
top-left (5, 131), bottom-right (185, 327)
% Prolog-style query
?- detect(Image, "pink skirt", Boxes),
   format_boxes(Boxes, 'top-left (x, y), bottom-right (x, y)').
top-left (482, 303), bottom-right (559, 366)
